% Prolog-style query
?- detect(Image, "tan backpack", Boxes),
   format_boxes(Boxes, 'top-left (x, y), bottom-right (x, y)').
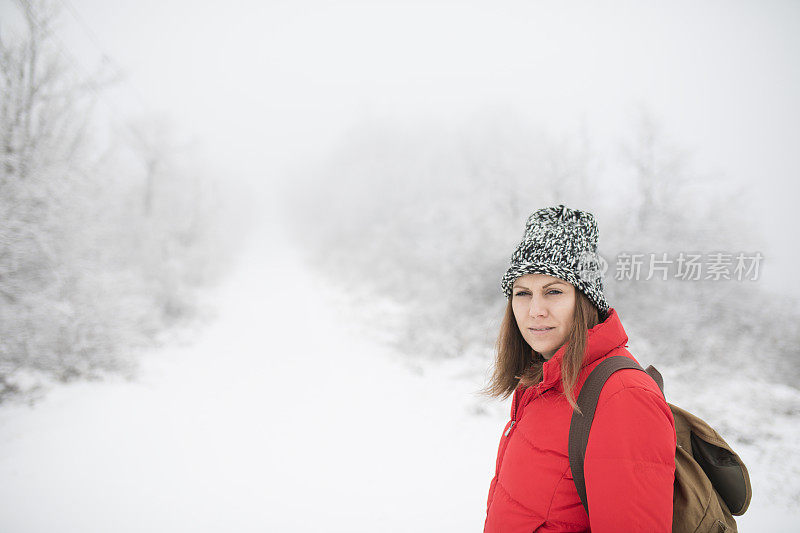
top-left (569, 356), bottom-right (752, 532)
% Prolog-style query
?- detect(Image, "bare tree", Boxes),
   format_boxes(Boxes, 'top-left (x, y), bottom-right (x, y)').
top-left (0, 0), bottom-right (165, 398)
top-left (0, 0), bottom-right (110, 388)
top-left (0, 0), bottom-right (113, 180)
top-left (620, 108), bottom-right (693, 233)
top-left (124, 116), bottom-right (176, 216)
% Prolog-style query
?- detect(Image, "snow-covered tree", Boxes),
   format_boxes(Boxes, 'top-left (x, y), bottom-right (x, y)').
top-left (0, 0), bottom-right (238, 402)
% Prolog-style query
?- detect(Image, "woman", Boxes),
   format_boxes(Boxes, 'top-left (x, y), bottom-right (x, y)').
top-left (482, 205), bottom-right (676, 532)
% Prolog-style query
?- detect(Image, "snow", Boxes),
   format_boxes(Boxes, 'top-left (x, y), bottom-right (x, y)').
top-left (0, 220), bottom-right (498, 532)
top-left (0, 218), bottom-right (797, 531)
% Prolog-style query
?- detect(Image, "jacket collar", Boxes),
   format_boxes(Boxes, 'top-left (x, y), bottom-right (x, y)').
top-left (538, 307), bottom-right (628, 393)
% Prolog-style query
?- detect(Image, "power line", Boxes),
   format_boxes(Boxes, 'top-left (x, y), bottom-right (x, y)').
top-left (55, 0), bottom-right (150, 111)
top-left (13, 0), bottom-right (104, 98)
top-left (12, 0), bottom-right (150, 121)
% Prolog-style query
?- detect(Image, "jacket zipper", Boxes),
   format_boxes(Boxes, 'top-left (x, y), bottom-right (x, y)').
top-left (506, 383), bottom-right (540, 438)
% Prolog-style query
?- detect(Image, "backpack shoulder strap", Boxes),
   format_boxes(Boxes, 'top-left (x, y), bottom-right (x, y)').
top-left (568, 355), bottom-right (647, 517)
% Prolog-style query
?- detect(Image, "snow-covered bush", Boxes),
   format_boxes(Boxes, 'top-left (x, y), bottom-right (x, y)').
top-left (280, 108), bottom-right (800, 387)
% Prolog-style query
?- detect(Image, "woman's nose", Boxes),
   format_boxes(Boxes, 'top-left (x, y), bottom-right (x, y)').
top-left (528, 297), bottom-right (547, 317)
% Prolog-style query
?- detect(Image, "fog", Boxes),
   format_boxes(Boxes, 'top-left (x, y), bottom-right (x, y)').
top-left (1, 0), bottom-right (798, 531)
top-left (49, 0), bottom-right (800, 295)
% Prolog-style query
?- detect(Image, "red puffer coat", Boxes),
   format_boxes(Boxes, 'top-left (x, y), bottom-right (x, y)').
top-left (484, 308), bottom-right (676, 532)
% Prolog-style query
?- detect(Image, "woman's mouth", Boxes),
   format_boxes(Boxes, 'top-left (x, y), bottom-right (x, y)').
top-left (529, 327), bottom-right (555, 335)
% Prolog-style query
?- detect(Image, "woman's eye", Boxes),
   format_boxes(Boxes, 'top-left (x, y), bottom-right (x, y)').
top-left (514, 290), bottom-right (562, 296)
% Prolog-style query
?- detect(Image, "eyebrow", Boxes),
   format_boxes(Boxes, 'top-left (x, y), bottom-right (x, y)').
top-left (512, 281), bottom-right (567, 290)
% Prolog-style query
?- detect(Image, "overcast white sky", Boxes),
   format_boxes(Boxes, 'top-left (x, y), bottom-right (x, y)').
top-left (2, 0), bottom-right (799, 294)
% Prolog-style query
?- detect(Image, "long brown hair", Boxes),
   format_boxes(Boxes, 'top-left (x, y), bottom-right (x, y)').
top-left (480, 288), bottom-right (605, 414)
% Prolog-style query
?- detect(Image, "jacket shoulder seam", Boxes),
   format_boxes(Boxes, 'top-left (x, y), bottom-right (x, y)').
top-left (598, 382), bottom-right (665, 407)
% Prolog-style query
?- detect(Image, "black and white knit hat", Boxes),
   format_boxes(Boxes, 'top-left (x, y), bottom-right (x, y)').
top-left (500, 204), bottom-right (609, 314)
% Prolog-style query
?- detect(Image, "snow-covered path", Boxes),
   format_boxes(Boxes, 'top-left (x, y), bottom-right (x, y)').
top-left (0, 219), bottom-right (501, 532)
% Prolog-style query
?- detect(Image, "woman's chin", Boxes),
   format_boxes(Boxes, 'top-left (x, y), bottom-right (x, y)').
top-left (530, 343), bottom-right (554, 356)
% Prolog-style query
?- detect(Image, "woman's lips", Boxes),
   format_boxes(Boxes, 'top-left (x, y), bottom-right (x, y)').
top-left (529, 327), bottom-right (555, 335)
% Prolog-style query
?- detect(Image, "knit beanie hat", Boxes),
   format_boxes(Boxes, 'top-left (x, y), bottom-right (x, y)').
top-left (500, 204), bottom-right (609, 314)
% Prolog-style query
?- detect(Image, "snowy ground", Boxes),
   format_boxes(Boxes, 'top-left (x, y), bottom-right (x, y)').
top-left (0, 218), bottom-right (796, 532)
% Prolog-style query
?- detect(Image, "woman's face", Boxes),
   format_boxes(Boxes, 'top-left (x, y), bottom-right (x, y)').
top-left (511, 273), bottom-right (577, 360)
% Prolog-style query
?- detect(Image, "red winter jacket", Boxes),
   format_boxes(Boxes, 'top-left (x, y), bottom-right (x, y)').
top-left (484, 308), bottom-right (676, 532)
